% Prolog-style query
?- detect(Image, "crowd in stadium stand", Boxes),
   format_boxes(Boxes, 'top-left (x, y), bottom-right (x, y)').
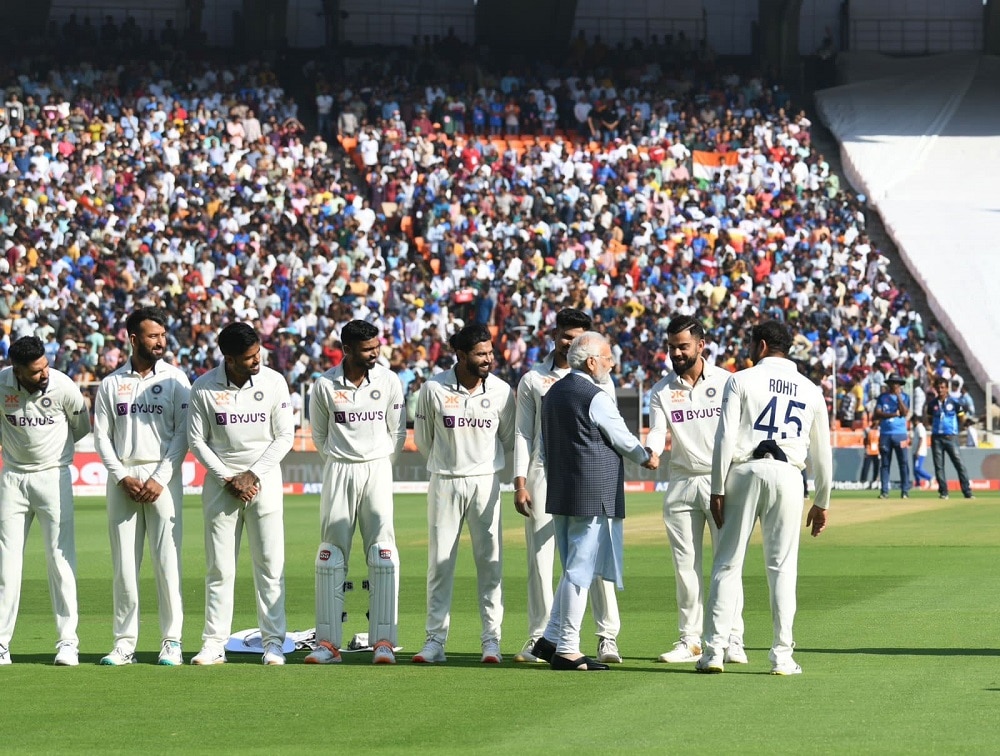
top-left (0, 36), bottom-right (976, 439)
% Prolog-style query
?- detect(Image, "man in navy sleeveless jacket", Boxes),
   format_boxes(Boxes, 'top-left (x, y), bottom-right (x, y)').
top-left (531, 332), bottom-right (657, 671)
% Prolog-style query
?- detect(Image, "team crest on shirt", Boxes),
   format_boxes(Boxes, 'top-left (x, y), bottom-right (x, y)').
top-left (41, 397), bottom-right (52, 408)
top-left (670, 390), bottom-right (687, 403)
top-left (481, 398), bottom-right (491, 408)
top-left (371, 389), bottom-right (381, 400)
top-left (152, 384), bottom-right (163, 395)
top-left (118, 383), bottom-right (134, 395)
top-left (254, 390), bottom-right (264, 401)
top-left (706, 387), bottom-right (717, 398)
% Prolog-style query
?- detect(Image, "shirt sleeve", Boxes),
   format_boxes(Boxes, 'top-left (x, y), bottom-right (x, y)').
top-left (187, 387), bottom-right (234, 483)
top-left (65, 382), bottom-right (91, 443)
top-left (249, 378), bottom-right (294, 478)
top-left (808, 389), bottom-right (833, 510)
top-left (413, 382), bottom-right (435, 458)
top-left (387, 373), bottom-right (407, 460)
top-left (645, 381), bottom-right (669, 455)
top-left (309, 381), bottom-right (330, 460)
top-left (93, 379), bottom-right (127, 484)
top-left (152, 376), bottom-right (190, 487)
top-left (711, 374), bottom-right (741, 495)
top-left (512, 374), bottom-right (535, 479)
top-left (588, 390), bottom-right (649, 465)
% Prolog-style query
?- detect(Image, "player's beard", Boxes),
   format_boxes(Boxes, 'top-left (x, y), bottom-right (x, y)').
top-left (670, 353), bottom-right (696, 375)
top-left (134, 341), bottom-right (163, 366)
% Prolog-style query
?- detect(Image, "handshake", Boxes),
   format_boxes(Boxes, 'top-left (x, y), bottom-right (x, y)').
top-left (642, 447), bottom-right (660, 471)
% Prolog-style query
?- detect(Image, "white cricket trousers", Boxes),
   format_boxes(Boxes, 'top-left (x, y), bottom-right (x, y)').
top-left (663, 474), bottom-right (744, 644)
top-left (107, 462), bottom-right (184, 654)
top-left (524, 465), bottom-right (620, 640)
top-left (0, 468), bottom-right (78, 648)
top-left (201, 472), bottom-right (286, 648)
top-left (703, 459), bottom-right (804, 664)
top-left (320, 457), bottom-right (394, 562)
top-left (425, 473), bottom-right (503, 646)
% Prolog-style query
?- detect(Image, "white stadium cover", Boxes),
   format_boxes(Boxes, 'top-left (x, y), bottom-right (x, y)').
top-left (815, 52), bottom-right (1000, 390)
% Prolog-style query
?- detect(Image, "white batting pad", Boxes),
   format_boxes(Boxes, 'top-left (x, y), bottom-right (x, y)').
top-left (315, 542), bottom-right (346, 648)
top-left (367, 542), bottom-right (399, 646)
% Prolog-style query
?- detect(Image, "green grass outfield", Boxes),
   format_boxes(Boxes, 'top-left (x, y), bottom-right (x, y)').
top-left (2, 490), bottom-right (999, 754)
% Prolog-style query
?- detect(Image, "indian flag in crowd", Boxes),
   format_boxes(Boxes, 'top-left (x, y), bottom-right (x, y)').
top-left (692, 150), bottom-right (740, 182)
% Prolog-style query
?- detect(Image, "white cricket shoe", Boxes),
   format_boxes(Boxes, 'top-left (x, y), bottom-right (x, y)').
top-left (411, 638), bottom-right (446, 664)
top-left (191, 644), bottom-right (227, 665)
top-left (158, 640), bottom-right (183, 666)
top-left (99, 647), bottom-right (135, 666)
top-left (658, 639), bottom-right (702, 663)
top-left (481, 639), bottom-right (502, 664)
top-left (724, 638), bottom-right (749, 664)
top-left (597, 636), bottom-right (622, 664)
top-left (771, 660), bottom-right (803, 676)
top-left (372, 640), bottom-right (396, 665)
top-left (262, 642), bottom-right (286, 666)
top-left (0, 644), bottom-right (10, 665)
top-left (695, 652), bottom-right (725, 674)
top-left (513, 637), bottom-right (544, 663)
top-left (54, 641), bottom-right (80, 667)
top-left (303, 640), bottom-right (342, 664)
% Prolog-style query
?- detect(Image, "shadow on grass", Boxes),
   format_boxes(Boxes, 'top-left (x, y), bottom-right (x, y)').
top-left (802, 647), bottom-right (1000, 657)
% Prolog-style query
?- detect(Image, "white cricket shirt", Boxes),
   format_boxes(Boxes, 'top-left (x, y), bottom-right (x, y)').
top-left (309, 363), bottom-right (406, 463)
top-left (647, 359), bottom-right (730, 478)
top-left (187, 364), bottom-right (294, 483)
top-left (513, 354), bottom-right (569, 479)
top-left (414, 368), bottom-right (516, 477)
top-left (93, 359), bottom-right (191, 486)
top-left (711, 356), bottom-right (832, 509)
top-left (0, 366), bottom-right (90, 472)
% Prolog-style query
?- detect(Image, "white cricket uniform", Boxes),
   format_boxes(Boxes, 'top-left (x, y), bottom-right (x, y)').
top-left (93, 359), bottom-right (190, 655)
top-left (646, 359), bottom-right (744, 645)
top-left (187, 364), bottom-right (294, 649)
top-left (414, 369), bottom-right (516, 646)
top-left (514, 354), bottom-right (620, 641)
top-left (0, 367), bottom-right (90, 649)
top-left (703, 356), bottom-right (832, 665)
top-left (309, 363), bottom-right (406, 641)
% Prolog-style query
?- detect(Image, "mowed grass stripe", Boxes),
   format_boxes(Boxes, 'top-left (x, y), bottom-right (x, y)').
top-left (1, 491), bottom-right (998, 753)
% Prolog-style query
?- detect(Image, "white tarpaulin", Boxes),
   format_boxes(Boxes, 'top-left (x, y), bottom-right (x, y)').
top-left (816, 52), bottom-right (1000, 390)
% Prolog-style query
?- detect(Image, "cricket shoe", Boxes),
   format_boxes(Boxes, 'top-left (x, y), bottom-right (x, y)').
top-left (372, 641), bottom-right (396, 665)
top-left (191, 644), bottom-right (227, 665)
top-left (158, 640), bottom-right (183, 666)
top-left (99, 647), bottom-right (135, 666)
top-left (304, 640), bottom-right (342, 664)
top-left (262, 642), bottom-right (286, 666)
top-left (724, 638), bottom-right (749, 664)
top-left (597, 637), bottom-right (622, 664)
top-left (657, 639), bottom-right (702, 663)
top-left (771, 660), bottom-right (803, 676)
top-left (481, 639), bottom-right (502, 664)
top-left (411, 638), bottom-right (446, 664)
top-left (513, 637), bottom-right (545, 663)
top-left (0, 644), bottom-right (10, 665)
top-left (695, 652), bottom-right (724, 674)
top-left (54, 641), bottom-right (80, 667)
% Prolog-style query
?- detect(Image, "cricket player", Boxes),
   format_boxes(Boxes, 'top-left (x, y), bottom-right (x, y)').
top-left (304, 320), bottom-right (406, 666)
top-left (93, 307), bottom-right (190, 666)
top-left (411, 325), bottom-right (516, 665)
top-left (187, 322), bottom-right (294, 666)
top-left (646, 316), bottom-right (746, 665)
top-left (699, 320), bottom-right (832, 675)
top-left (0, 336), bottom-right (91, 666)
top-left (512, 308), bottom-right (623, 665)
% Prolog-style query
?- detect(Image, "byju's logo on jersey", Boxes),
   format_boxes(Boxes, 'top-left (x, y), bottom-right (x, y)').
top-left (215, 412), bottom-right (228, 425)
top-left (443, 415), bottom-right (491, 429)
top-left (671, 410), bottom-right (686, 423)
top-left (334, 411), bottom-right (347, 423)
top-left (335, 411), bottom-right (385, 424)
top-left (215, 412), bottom-right (267, 425)
top-left (443, 415), bottom-right (456, 428)
top-left (116, 403), bottom-right (129, 416)
top-left (4, 414), bottom-right (15, 426)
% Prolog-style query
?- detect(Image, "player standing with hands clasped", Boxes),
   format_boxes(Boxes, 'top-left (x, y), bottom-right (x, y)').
top-left (512, 309), bottom-right (623, 665)
top-left (646, 316), bottom-right (746, 665)
top-left (411, 325), bottom-right (516, 665)
top-left (94, 308), bottom-right (191, 666)
top-left (187, 323), bottom-right (294, 666)
top-left (0, 336), bottom-right (91, 666)
top-left (305, 321), bottom-right (406, 665)
top-left (699, 321), bottom-right (832, 676)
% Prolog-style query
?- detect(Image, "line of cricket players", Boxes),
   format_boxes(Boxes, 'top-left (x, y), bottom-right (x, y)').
top-left (0, 307), bottom-right (830, 673)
